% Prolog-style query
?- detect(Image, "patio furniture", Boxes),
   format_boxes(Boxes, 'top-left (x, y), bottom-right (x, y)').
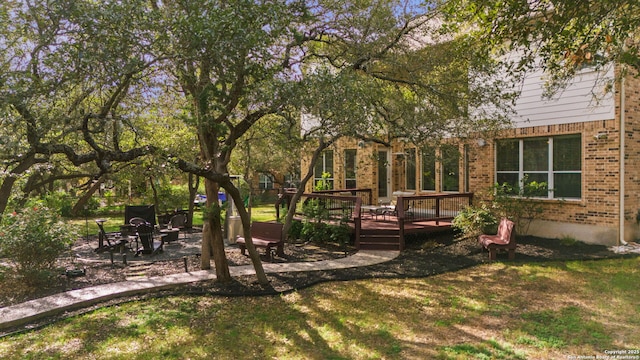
top-left (124, 205), bottom-right (156, 226)
top-left (169, 213), bottom-right (188, 238)
top-left (134, 222), bottom-right (165, 256)
top-left (236, 222), bottom-right (284, 259)
top-left (160, 228), bottom-right (179, 242)
top-left (361, 205), bottom-right (394, 220)
top-left (385, 191), bottom-right (415, 220)
top-left (478, 218), bottom-right (517, 260)
top-left (94, 219), bottom-right (127, 253)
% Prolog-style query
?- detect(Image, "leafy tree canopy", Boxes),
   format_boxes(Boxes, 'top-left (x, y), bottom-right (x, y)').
top-left (443, 0), bottom-right (640, 91)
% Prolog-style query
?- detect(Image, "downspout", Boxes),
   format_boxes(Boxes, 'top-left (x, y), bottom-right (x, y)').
top-left (619, 71), bottom-right (626, 246)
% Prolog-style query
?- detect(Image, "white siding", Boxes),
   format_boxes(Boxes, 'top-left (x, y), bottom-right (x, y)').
top-left (512, 65), bottom-right (615, 127)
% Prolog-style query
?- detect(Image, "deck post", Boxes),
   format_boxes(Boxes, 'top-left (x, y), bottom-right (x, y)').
top-left (354, 198), bottom-right (361, 250)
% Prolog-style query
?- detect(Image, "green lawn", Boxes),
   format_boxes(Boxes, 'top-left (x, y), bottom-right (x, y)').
top-left (1, 257), bottom-right (638, 359)
top-left (68, 205), bottom-right (278, 236)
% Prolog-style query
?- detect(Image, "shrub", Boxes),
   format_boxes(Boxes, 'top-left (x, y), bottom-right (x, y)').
top-left (490, 180), bottom-right (547, 234)
top-left (0, 205), bottom-right (77, 283)
top-left (452, 204), bottom-right (498, 239)
top-left (288, 219), bottom-right (303, 241)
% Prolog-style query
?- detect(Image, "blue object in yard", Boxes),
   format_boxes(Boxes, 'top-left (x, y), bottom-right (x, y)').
top-left (218, 192), bottom-right (226, 203)
top-left (194, 194), bottom-right (207, 207)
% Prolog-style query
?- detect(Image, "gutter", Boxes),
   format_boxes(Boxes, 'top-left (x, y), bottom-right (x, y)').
top-left (619, 70), bottom-right (626, 246)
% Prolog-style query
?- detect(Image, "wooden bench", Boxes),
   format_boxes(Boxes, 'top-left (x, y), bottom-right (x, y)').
top-left (478, 218), bottom-right (517, 260)
top-left (236, 222), bottom-right (284, 258)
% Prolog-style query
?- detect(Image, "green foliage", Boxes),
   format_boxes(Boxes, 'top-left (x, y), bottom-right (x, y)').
top-left (329, 223), bottom-right (351, 250)
top-left (0, 205), bottom-right (77, 283)
top-left (300, 221), bottom-right (330, 243)
top-left (145, 184), bottom-right (191, 212)
top-left (442, 0), bottom-right (640, 93)
top-left (39, 191), bottom-right (75, 217)
top-left (491, 180), bottom-right (547, 234)
top-left (33, 192), bottom-right (100, 218)
top-left (314, 172), bottom-right (333, 191)
top-left (288, 219), bottom-right (303, 241)
top-left (453, 179), bottom-right (547, 238)
top-left (301, 199), bottom-right (330, 222)
top-left (452, 204), bottom-right (498, 238)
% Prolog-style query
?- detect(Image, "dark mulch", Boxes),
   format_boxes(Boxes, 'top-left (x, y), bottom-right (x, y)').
top-left (0, 229), bottom-right (633, 336)
top-left (172, 231), bottom-right (628, 297)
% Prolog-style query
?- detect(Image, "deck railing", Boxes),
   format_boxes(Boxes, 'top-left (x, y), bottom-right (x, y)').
top-left (397, 193), bottom-right (474, 223)
top-left (295, 193), bottom-right (362, 244)
top-left (312, 188), bottom-right (373, 206)
top-left (396, 193), bottom-right (473, 250)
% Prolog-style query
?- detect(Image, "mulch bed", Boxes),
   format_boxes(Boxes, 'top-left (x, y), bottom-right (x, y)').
top-left (0, 229), bottom-right (635, 335)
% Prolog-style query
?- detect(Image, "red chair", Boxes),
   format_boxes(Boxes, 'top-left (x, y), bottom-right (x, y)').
top-left (478, 218), bottom-right (517, 260)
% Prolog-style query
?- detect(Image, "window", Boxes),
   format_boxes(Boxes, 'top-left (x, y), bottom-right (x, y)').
top-left (496, 135), bottom-right (581, 199)
top-left (284, 173), bottom-right (298, 188)
top-left (421, 146), bottom-right (436, 191)
top-left (344, 149), bottom-right (357, 189)
top-left (405, 148), bottom-right (417, 191)
top-left (314, 150), bottom-right (334, 190)
top-left (258, 173), bottom-right (274, 190)
top-left (442, 144), bottom-right (460, 192)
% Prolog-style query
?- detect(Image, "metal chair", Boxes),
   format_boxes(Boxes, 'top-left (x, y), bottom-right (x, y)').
top-left (169, 213), bottom-right (188, 239)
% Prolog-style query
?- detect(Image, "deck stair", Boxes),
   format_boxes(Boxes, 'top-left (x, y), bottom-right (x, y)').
top-left (358, 228), bottom-right (402, 251)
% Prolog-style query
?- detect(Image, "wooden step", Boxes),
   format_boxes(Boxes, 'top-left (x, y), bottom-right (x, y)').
top-left (358, 231), bottom-right (401, 251)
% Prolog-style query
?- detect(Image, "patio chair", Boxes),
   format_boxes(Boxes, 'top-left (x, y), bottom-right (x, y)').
top-left (95, 219), bottom-right (127, 253)
top-left (478, 218), bottom-right (517, 260)
top-left (386, 192), bottom-right (415, 220)
top-left (134, 222), bottom-right (165, 256)
top-left (129, 217), bottom-right (147, 227)
top-left (169, 213), bottom-right (188, 238)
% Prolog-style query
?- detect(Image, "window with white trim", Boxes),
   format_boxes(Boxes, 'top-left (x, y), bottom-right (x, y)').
top-left (442, 144), bottom-right (460, 192)
top-left (258, 173), bottom-right (274, 190)
top-left (314, 150), bottom-right (334, 190)
top-left (496, 135), bottom-right (581, 199)
top-left (421, 146), bottom-right (436, 191)
top-left (344, 149), bottom-right (357, 189)
top-left (405, 148), bottom-right (417, 191)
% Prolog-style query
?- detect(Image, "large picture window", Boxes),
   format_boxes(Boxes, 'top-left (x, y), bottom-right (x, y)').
top-left (405, 148), bottom-right (417, 191)
top-left (442, 144), bottom-right (460, 192)
top-left (496, 135), bottom-right (581, 199)
top-left (421, 146), bottom-right (436, 191)
top-left (314, 150), bottom-right (334, 190)
top-left (344, 149), bottom-right (357, 189)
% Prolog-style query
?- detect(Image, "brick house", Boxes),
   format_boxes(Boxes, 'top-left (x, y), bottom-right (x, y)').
top-left (303, 63), bottom-right (639, 246)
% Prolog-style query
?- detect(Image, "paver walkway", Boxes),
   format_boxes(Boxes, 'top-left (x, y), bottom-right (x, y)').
top-left (0, 250), bottom-right (398, 331)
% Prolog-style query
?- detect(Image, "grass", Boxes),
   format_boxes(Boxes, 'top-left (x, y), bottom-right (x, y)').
top-left (67, 205), bottom-right (278, 236)
top-left (0, 257), bottom-right (638, 359)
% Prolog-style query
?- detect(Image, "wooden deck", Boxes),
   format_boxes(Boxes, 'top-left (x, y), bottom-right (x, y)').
top-left (354, 216), bottom-right (454, 251)
top-left (290, 190), bottom-right (472, 251)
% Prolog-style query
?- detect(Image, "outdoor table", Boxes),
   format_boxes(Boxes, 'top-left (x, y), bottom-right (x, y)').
top-left (160, 228), bottom-right (179, 243)
top-left (361, 205), bottom-right (394, 220)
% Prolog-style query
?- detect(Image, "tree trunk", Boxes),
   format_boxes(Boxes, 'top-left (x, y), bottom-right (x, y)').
top-left (149, 175), bottom-right (160, 212)
top-left (223, 180), bottom-right (269, 285)
top-left (71, 176), bottom-right (105, 216)
top-left (0, 155), bottom-right (36, 216)
top-left (187, 173), bottom-right (199, 229)
top-left (282, 140), bottom-right (330, 241)
top-left (201, 178), bottom-right (231, 282)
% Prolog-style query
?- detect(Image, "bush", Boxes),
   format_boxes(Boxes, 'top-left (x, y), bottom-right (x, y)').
top-left (288, 220), bottom-right (303, 241)
top-left (452, 204), bottom-right (498, 239)
top-left (0, 205), bottom-right (77, 283)
top-left (490, 180), bottom-right (547, 234)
